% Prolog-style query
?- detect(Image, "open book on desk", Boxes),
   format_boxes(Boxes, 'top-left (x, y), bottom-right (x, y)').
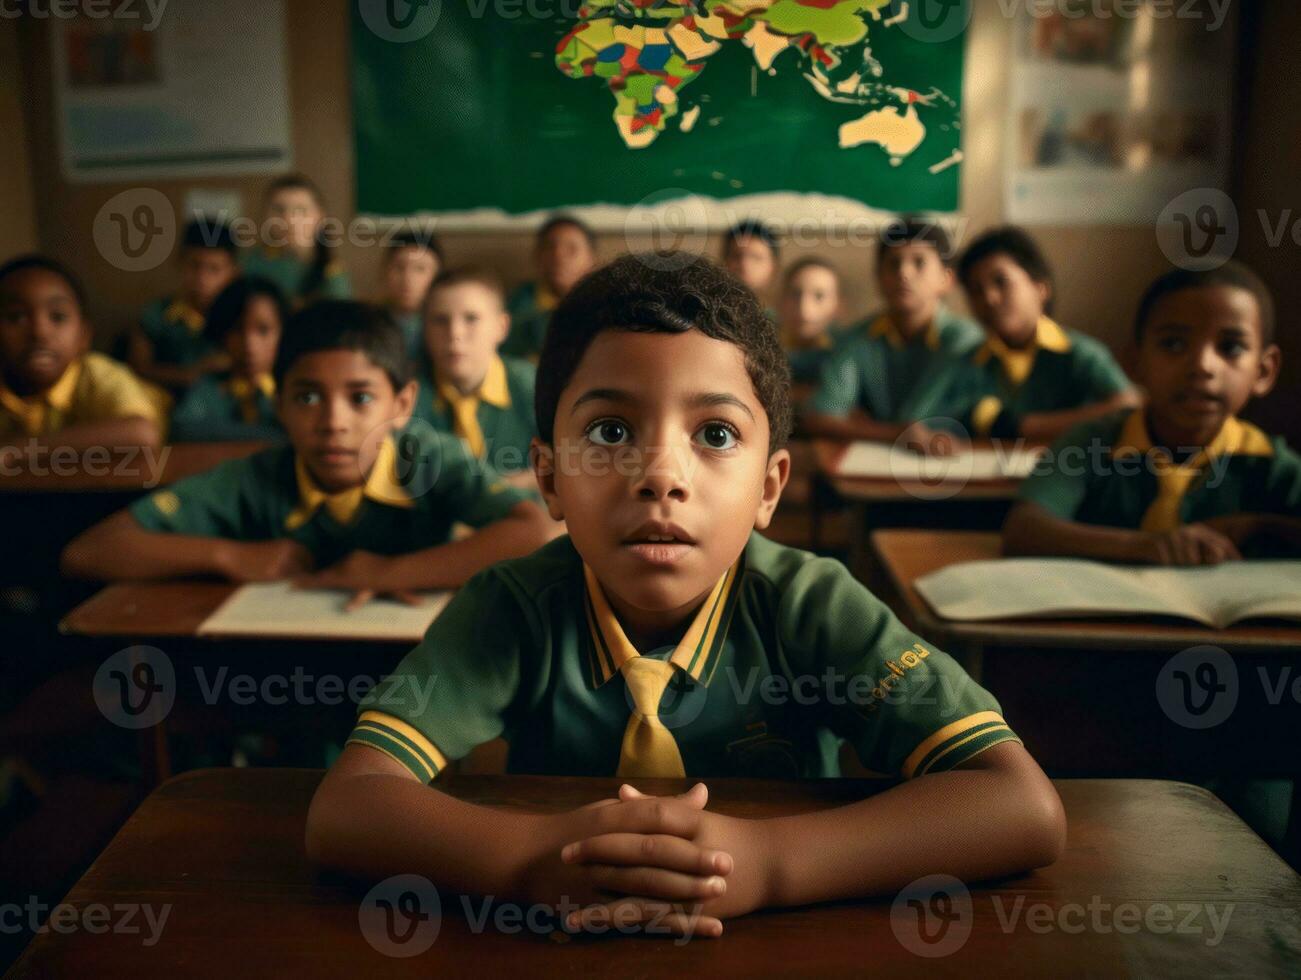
top-left (836, 441), bottom-right (1043, 482)
top-left (915, 559), bottom-right (1301, 629)
top-left (196, 582), bottom-right (452, 641)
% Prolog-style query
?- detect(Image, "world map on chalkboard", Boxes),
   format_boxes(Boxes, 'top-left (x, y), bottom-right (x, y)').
top-left (351, 0), bottom-right (967, 219)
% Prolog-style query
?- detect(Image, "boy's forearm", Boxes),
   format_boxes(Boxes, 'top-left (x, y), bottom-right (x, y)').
top-left (16, 417), bottom-right (163, 456)
top-left (61, 512), bottom-right (231, 580)
top-left (1003, 502), bottom-right (1148, 563)
top-left (376, 505), bottom-right (559, 590)
top-left (1020, 392), bottom-right (1139, 443)
top-left (801, 410), bottom-right (904, 444)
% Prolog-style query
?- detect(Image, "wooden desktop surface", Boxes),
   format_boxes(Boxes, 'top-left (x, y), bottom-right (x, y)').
top-left (8, 769), bottom-right (1298, 977)
top-left (2, 441), bottom-right (268, 494)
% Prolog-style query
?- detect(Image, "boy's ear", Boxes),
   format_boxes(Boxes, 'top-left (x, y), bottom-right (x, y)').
top-left (529, 437), bottom-right (565, 521)
top-left (391, 379), bottom-right (418, 427)
top-left (939, 266), bottom-right (956, 296)
top-left (752, 448), bottom-right (791, 532)
top-left (1253, 343), bottom-right (1282, 398)
top-left (495, 310), bottom-right (512, 347)
top-left (76, 316), bottom-right (93, 356)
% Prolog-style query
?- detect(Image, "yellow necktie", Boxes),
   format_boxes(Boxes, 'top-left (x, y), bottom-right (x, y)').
top-left (229, 375), bottom-right (275, 425)
top-left (1140, 455), bottom-right (1206, 533)
top-left (438, 384), bottom-right (485, 458)
top-left (0, 387), bottom-right (47, 436)
top-left (985, 335), bottom-right (1037, 388)
top-left (617, 657), bottom-right (686, 779)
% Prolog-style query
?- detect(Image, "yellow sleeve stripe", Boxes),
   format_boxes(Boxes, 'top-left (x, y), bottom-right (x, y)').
top-left (354, 711), bottom-right (449, 777)
top-left (346, 737), bottom-right (435, 782)
top-left (902, 710), bottom-right (1008, 779)
top-left (916, 726), bottom-right (1020, 778)
top-left (971, 396), bottom-right (1003, 437)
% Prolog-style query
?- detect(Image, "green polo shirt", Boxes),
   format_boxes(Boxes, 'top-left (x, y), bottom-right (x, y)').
top-left (170, 373), bottom-right (284, 443)
top-left (501, 281), bottom-right (553, 360)
top-left (411, 357), bottom-right (538, 474)
top-left (241, 247), bottom-right (351, 305)
top-left (1019, 410), bottom-right (1301, 543)
top-left (129, 428), bottom-right (529, 568)
top-left (809, 308), bottom-right (983, 423)
top-left (349, 532), bottom-right (1020, 781)
top-left (390, 309), bottom-right (426, 363)
top-left (140, 296), bottom-right (215, 368)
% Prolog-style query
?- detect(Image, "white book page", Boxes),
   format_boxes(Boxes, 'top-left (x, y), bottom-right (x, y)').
top-left (1132, 563), bottom-right (1301, 629)
top-left (196, 583), bottom-right (452, 641)
top-left (837, 442), bottom-right (1043, 482)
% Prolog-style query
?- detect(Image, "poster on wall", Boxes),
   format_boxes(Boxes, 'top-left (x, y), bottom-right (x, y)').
top-left (1005, 0), bottom-right (1235, 226)
top-left (351, 0), bottom-right (969, 229)
top-left (53, 0), bottom-right (293, 183)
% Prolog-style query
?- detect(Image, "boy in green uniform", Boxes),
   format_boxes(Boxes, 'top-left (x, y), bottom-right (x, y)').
top-left (62, 301), bottom-right (556, 606)
top-left (128, 220), bottom-right (240, 394)
top-left (412, 267), bottom-right (538, 484)
top-left (775, 257), bottom-right (850, 392)
top-left (1, 255), bottom-right (161, 458)
top-left (501, 215), bottom-right (596, 360)
top-left (805, 217), bottom-right (984, 454)
top-left (1004, 261), bottom-right (1301, 563)
top-left (380, 230), bottom-right (442, 362)
top-left (947, 226), bottom-right (1138, 443)
top-left (242, 175), bottom-right (352, 308)
top-left (306, 255), bottom-right (1064, 937)
top-left (170, 277), bottom-right (288, 443)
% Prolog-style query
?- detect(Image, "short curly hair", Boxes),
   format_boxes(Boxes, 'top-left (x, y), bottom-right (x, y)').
top-left (535, 254), bottom-right (792, 452)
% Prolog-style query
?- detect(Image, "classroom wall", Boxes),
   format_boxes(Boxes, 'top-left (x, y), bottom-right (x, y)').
top-left (11, 0), bottom-right (1296, 440)
top-left (0, 21), bottom-right (38, 260)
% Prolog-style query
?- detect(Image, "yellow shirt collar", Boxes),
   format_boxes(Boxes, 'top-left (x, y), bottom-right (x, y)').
top-left (164, 298), bottom-right (206, 334)
top-left (435, 356), bottom-right (511, 459)
top-left (582, 558), bottom-right (741, 689)
top-left (868, 313), bottom-right (940, 352)
top-left (0, 360), bottom-right (82, 435)
top-left (535, 283), bottom-right (559, 312)
top-left (227, 374), bottom-right (277, 400)
top-left (284, 435), bottom-right (414, 530)
top-left (974, 316), bottom-right (1072, 387)
top-left (1113, 410), bottom-right (1274, 462)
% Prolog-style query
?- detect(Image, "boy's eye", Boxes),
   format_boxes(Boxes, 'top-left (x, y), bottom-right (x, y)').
top-left (1218, 340), bottom-right (1247, 358)
top-left (352, 392), bottom-right (375, 406)
top-left (695, 422), bottom-right (738, 451)
top-left (295, 391), bottom-right (321, 406)
top-left (1157, 336), bottom-right (1186, 354)
top-left (586, 418), bottom-right (630, 447)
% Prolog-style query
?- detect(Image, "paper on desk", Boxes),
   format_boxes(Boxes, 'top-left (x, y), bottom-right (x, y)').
top-left (196, 582), bottom-right (452, 640)
top-left (836, 441), bottom-right (1042, 482)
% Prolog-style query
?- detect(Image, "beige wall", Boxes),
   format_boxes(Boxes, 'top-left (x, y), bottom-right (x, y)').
top-left (12, 0), bottom-right (1291, 441)
top-left (0, 21), bottom-right (38, 259)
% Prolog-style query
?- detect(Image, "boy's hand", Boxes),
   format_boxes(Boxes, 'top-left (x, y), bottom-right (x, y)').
top-left (518, 783), bottom-right (733, 938)
top-left (1145, 524), bottom-right (1242, 566)
top-left (292, 551), bottom-right (424, 611)
top-left (216, 539), bottom-right (314, 582)
top-left (562, 783), bottom-right (775, 934)
top-left (899, 422), bottom-right (963, 457)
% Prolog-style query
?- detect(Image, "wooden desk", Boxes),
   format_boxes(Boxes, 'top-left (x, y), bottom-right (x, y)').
top-left (871, 529), bottom-right (1301, 785)
top-left (9, 770), bottom-right (1299, 977)
top-left (813, 440), bottom-right (1026, 504)
top-left (59, 582), bottom-right (238, 640)
top-left (1, 441), bottom-right (269, 493)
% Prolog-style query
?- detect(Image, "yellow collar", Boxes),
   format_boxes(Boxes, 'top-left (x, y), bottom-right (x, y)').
top-left (164, 298), bottom-right (206, 334)
top-left (0, 360), bottom-right (82, 435)
top-left (1113, 410), bottom-right (1274, 463)
top-left (535, 283), bottom-right (559, 312)
top-left (435, 355), bottom-right (511, 411)
top-left (227, 374), bottom-right (277, 400)
top-left (973, 316), bottom-right (1072, 387)
top-left (868, 313), bottom-right (940, 352)
top-left (582, 558), bottom-right (742, 689)
top-left (284, 436), bottom-right (414, 530)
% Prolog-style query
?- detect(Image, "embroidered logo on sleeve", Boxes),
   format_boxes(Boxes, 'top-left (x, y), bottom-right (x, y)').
top-left (151, 491), bottom-right (181, 516)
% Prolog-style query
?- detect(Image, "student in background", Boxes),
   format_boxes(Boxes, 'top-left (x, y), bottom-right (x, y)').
top-left (1004, 261), bottom-right (1301, 564)
top-left (721, 219), bottom-right (780, 313)
top-left (170, 277), bottom-right (288, 443)
top-left (776, 257), bottom-right (849, 394)
top-left (803, 217), bottom-right (983, 454)
top-left (948, 226), bottom-right (1138, 443)
top-left (306, 256), bottom-right (1064, 938)
top-left (413, 267), bottom-right (538, 487)
top-left (501, 214), bottom-right (596, 360)
top-left (380, 229), bottom-right (443, 362)
top-left (0, 255), bottom-right (161, 458)
top-left (243, 174), bottom-right (351, 308)
top-left (128, 220), bottom-right (240, 393)
top-left (63, 301), bottom-right (556, 606)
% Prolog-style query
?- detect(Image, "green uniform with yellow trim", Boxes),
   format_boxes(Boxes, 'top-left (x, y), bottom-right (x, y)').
top-left (129, 428), bottom-right (529, 567)
top-left (809, 307), bottom-right (983, 423)
top-left (0, 352), bottom-right (162, 440)
top-left (241, 246), bottom-right (351, 306)
top-left (139, 295), bottom-right (215, 368)
top-left (348, 532), bottom-right (1020, 781)
top-left (1019, 409), bottom-right (1301, 552)
top-left (411, 355), bottom-right (537, 474)
top-left (170, 372), bottom-right (284, 443)
top-left (945, 316), bottom-right (1131, 438)
top-left (501, 281), bottom-right (555, 361)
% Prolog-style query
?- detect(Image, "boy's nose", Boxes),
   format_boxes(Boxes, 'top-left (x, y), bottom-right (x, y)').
top-left (634, 445), bottom-right (690, 502)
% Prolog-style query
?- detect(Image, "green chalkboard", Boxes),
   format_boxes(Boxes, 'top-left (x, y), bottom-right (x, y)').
top-left (351, 0), bottom-right (967, 217)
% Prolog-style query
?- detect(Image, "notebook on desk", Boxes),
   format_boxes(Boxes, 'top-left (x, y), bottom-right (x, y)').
top-left (196, 583), bottom-right (452, 641)
top-left (915, 559), bottom-right (1301, 629)
top-left (836, 441), bottom-right (1043, 482)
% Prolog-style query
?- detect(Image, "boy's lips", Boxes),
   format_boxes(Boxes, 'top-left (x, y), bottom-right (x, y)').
top-left (312, 447), bottom-right (359, 466)
top-left (622, 520), bottom-right (696, 567)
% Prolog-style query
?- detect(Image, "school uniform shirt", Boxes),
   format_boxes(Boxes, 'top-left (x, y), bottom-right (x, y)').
top-left (129, 428), bottom-right (529, 568)
top-left (411, 355), bottom-right (537, 473)
top-left (241, 246), bottom-right (351, 305)
top-left (1019, 409), bottom-right (1301, 541)
top-left (809, 308), bottom-right (984, 423)
top-left (348, 532), bottom-right (1020, 781)
top-left (500, 281), bottom-right (556, 360)
top-left (390, 309), bottom-right (426, 363)
top-left (0, 352), bottom-right (161, 439)
top-left (783, 323), bottom-right (853, 388)
top-left (947, 316), bottom-right (1131, 438)
top-left (169, 372), bottom-right (284, 443)
top-left (139, 295), bottom-right (214, 367)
